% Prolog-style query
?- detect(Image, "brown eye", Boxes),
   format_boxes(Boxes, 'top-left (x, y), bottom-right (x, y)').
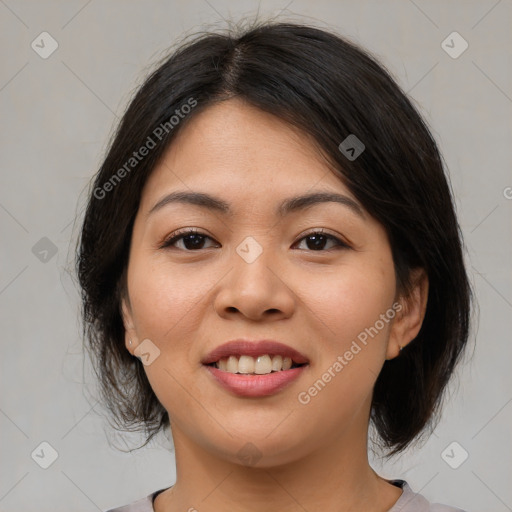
top-left (294, 231), bottom-right (349, 251)
top-left (161, 229), bottom-right (219, 251)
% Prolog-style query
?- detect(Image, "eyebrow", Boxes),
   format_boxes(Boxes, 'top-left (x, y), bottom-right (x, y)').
top-left (147, 190), bottom-right (365, 219)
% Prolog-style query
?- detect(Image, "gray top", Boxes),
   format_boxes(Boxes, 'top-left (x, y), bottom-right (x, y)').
top-left (105, 480), bottom-right (466, 511)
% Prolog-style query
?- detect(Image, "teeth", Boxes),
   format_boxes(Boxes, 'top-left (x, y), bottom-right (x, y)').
top-left (271, 355), bottom-right (283, 372)
top-left (214, 355), bottom-right (296, 374)
top-left (239, 355), bottom-right (255, 374)
top-left (226, 355), bottom-right (238, 373)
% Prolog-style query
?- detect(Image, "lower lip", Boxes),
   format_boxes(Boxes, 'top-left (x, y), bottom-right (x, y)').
top-left (203, 364), bottom-right (308, 397)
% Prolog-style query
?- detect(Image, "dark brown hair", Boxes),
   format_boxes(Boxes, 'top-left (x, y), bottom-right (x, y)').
top-left (76, 20), bottom-right (472, 456)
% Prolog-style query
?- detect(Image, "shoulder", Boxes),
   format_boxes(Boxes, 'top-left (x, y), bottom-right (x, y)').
top-left (105, 481), bottom-right (467, 512)
top-left (388, 479), bottom-right (467, 512)
top-left (104, 494), bottom-right (152, 512)
top-left (104, 487), bottom-right (170, 512)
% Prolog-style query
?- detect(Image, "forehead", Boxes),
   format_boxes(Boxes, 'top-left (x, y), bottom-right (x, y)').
top-left (140, 98), bottom-right (355, 209)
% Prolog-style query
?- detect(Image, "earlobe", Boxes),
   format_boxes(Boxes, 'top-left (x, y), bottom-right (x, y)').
top-left (120, 298), bottom-right (137, 353)
top-left (386, 269), bottom-right (429, 360)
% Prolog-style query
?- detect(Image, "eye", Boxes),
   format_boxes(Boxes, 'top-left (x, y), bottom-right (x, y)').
top-left (160, 228), bottom-right (219, 251)
top-left (159, 228), bottom-right (350, 252)
top-left (293, 230), bottom-right (349, 251)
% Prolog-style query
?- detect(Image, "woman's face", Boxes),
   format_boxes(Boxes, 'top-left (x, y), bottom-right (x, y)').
top-left (121, 98), bottom-right (408, 466)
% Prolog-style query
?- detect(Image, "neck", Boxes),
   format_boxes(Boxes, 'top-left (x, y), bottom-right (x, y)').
top-left (154, 408), bottom-right (402, 512)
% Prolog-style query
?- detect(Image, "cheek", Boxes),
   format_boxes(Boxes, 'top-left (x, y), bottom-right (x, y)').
top-left (306, 257), bottom-right (396, 346)
top-left (126, 259), bottom-right (210, 409)
top-left (295, 262), bottom-right (396, 424)
top-left (128, 257), bottom-right (206, 338)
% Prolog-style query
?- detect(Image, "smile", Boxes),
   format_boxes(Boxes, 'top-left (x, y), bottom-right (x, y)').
top-left (206, 354), bottom-right (306, 375)
top-left (203, 360), bottom-right (309, 397)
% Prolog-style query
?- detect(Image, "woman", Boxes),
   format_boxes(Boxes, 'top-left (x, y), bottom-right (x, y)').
top-left (76, 20), bottom-right (471, 512)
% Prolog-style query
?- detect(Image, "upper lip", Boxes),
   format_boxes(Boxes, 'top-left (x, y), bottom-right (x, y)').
top-left (201, 339), bottom-right (310, 365)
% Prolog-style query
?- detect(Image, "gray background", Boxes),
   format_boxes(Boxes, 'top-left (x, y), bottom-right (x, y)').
top-left (0, 1), bottom-right (511, 511)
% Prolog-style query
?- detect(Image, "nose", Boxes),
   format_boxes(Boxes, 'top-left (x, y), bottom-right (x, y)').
top-left (213, 246), bottom-right (295, 322)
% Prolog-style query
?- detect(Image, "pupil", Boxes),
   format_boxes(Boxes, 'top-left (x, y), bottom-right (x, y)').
top-left (182, 234), bottom-right (328, 250)
top-left (307, 234), bottom-right (327, 250)
top-left (184, 234), bottom-right (204, 249)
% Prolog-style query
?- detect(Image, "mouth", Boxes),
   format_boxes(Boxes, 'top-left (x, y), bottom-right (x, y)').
top-left (201, 339), bottom-right (310, 374)
top-left (205, 354), bottom-right (308, 375)
top-left (202, 341), bottom-right (310, 397)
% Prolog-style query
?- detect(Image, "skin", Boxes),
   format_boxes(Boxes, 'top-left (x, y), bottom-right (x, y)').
top-left (121, 98), bottom-right (429, 512)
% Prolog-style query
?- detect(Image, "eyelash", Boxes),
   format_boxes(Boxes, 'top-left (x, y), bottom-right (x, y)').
top-left (159, 228), bottom-right (350, 252)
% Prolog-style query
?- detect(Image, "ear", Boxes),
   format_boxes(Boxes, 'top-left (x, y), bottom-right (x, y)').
top-left (120, 295), bottom-right (138, 355)
top-left (386, 268), bottom-right (429, 360)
